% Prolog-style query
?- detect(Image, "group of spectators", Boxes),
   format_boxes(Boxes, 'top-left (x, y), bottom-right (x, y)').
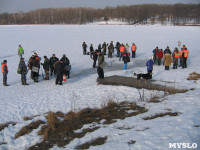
top-left (1, 45), bottom-right (71, 86)
top-left (1, 43), bottom-right (189, 86)
top-left (152, 45), bottom-right (189, 70)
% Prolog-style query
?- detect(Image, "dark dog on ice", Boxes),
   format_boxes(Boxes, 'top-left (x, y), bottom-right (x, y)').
top-left (134, 72), bottom-right (152, 84)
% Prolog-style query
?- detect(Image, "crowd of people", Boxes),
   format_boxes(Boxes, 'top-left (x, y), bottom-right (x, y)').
top-left (1, 45), bottom-right (71, 86)
top-left (82, 41), bottom-right (136, 79)
top-left (152, 45), bottom-right (189, 70)
top-left (1, 43), bottom-right (189, 86)
top-left (82, 41), bottom-right (189, 80)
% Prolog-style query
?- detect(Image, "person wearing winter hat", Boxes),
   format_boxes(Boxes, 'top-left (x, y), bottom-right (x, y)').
top-left (1, 60), bottom-right (9, 86)
top-left (49, 54), bottom-right (59, 75)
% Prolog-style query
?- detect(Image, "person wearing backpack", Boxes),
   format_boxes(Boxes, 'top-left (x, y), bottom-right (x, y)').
top-left (18, 57), bottom-right (29, 85)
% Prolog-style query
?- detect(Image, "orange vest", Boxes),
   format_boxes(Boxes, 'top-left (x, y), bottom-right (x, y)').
top-left (120, 46), bottom-right (125, 53)
top-left (179, 51), bottom-right (183, 57)
top-left (174, 52), bottom-right (180, 58)
top-left (131, 45), bottom-right (137, 51)
top-left (1, 64), bottom-right (8, 73)
top-left (183, 50), bottom-right (189, 58)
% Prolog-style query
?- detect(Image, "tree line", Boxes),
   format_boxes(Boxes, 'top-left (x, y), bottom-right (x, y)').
top-left (0, 4), bottom-right (199, 25)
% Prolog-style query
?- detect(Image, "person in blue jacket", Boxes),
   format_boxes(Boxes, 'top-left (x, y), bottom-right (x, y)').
top-left (146, 57), bottom-right (154, 79)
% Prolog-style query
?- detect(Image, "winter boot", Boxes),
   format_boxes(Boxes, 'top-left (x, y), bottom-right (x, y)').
top-left (3, 80), bottom-right (9, 86)
top-left (22, 80), bottom-right (29, 85)
top-left (34, 77), bottom-right (39, 82)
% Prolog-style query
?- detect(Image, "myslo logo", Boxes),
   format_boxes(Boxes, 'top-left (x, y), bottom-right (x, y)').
top-left (169, 143), bottom-right (198, 149)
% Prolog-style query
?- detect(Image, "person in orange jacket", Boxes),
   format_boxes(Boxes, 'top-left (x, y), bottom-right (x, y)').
top-left (172, 47), bottom-right (179, 69)
top-left (179, 45), bottom-right (186, 67)
top-left (131, 43), bottom-right (137, 58)
top-left (1, 60), bottom-right (9, 86)
top-left (119, 44), bottom-right (125, 61)
top-left (182, 48), bottom-right (189, 68)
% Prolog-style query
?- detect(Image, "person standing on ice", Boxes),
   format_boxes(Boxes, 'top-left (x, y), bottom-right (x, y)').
top-left (172, 47), bottom-right (179, 69)
top-left (82, 42), bottom-right (87, 55)
top-left (179, 45), bottom-right (187, 67)
top-left (49, 54), bottom-right (59, 75)
top-left (28, 55), bottom-right (34, 80)
top-left (93, 49), bottom-right (98, 68)
top-left (1, 60), bottom-right (9, 86)
top-left (115, 42), bottom-right (121, 57)
top-left (41, 56), bottom-right (50, 80)
top-left (163, 51), bottom-right (172, 70)
top-left (108, 41), bottom-right (114, 58)
top-left (90, 44), bottom-right (94, 59)
top-left (18, 45), bottom-right (24, 58)
top-left (119, 44), bottom-right (125, 61)
top-left (60, 54), bottom-right (71, 79)
top-left (98, 44), bottom-right (102, 53)
top-left (18, 57), bottom-right (29, 85)
top-left (146, 57), bottom-right (154, 79)
top-left (122, 51), bottom-right (130, 70)
top-left (54, 60), bottom-right (65, 85)
top-left (97, 51), bottom-right (105, 79)
top-left (182, 47), bottom-right (189, 69)
top-left (164, 46), bottom-right (172, 55)
top-left (152, 46), bottom-right (159, 63)
top-left (102, 42), bottom-right (107, 55)
top-left (131, 43), bottom-right (137, 58)
top-left (157, 49), bottom-right (163, 66)
top-left (30, 53), bottom-right (40, 82)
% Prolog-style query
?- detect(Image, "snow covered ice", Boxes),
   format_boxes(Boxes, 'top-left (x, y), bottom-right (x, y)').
top-left (0, 25), bottom-right (200, 150)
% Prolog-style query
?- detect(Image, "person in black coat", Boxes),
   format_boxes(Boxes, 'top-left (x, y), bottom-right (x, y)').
top-left (49, 54), bottom-right (59, 75)
top-left (60, 54), bottom-right (71, 78)
top-left (98, 44), bottom-right (102, 53)
top-left (82, 42), bottom-right (87, 55)
top-left (18, 57), bottom-right (29, 85)
top-left (30, 53), bottom-right (40, 82)
top-left (90, 44), bottom-right (94, 59)
top-left (41, 56), bottom-right (50, 80)
top-left (122, 52), bottom-right (130, 70)
top-left (54, 61), bottom-right (65, 85)
top-left (164, 46), bottom-right (172, 55)
top-left (93, 49), bottom-right (98, 68)
top-left (97, 51), bottom-right (105, 79)
top-left (102, 42), bottom-right (108, 55)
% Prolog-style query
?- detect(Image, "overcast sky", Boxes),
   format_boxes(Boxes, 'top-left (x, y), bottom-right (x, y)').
top-left (0, 0), bottom-right (199, 14)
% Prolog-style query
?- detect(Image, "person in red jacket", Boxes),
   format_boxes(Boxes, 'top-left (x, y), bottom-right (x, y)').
top-left (157, 49), bottom-right (163, 66)
top-left (1, 60), bottom-right (9, 86)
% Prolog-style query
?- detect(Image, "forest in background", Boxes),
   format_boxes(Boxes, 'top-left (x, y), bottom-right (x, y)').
top-left (0, 4), bottom-right (199, 25)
